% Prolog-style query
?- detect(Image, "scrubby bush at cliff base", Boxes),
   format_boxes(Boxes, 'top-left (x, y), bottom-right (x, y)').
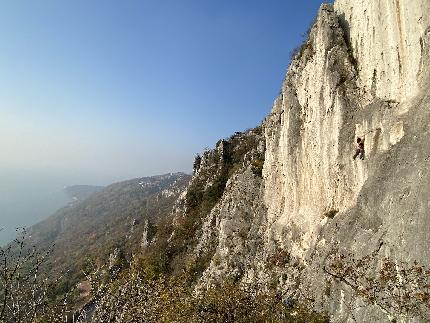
top-left (324, 252), bottom-right (430, 321)
top-left (90, 270), bottom-right (329, 323)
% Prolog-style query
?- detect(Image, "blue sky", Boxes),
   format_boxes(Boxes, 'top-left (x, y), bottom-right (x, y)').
top-left (0, 0), bottom-right (328, 183)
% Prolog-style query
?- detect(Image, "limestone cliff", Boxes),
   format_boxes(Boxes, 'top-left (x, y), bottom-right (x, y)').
top-left (179, 1), bottom-right (430, 322)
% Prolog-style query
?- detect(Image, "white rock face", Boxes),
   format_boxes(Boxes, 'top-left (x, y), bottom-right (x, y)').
top-left (258, 1), bottom-right (430, 321)
top-left (334, 0), bottom-right (430, 102)
top-left (262, 0), bottom-right (429, 261)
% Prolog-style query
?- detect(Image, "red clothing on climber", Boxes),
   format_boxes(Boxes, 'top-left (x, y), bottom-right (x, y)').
top-left (353, 137), bottom-right (365, 160)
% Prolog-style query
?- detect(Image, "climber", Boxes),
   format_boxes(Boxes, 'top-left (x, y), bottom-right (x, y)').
top-left (353, 137), bottom-right (365, 160)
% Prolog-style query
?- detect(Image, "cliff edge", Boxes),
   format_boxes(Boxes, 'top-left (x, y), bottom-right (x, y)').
top-left (188, 1), bottom-right (430, 322)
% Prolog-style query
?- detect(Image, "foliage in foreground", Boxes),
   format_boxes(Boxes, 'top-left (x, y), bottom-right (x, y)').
top-left (324, 251), bottom-right (430, 321)
top-left (89, 269), bottom-right (328, 323)
top-left (0, 229), bottom-right (78, 322)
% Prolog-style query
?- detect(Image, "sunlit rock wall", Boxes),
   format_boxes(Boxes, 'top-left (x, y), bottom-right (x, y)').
top-left (262, 0), bottom-right (429, 261)
top-left (334, 0), bottom-right (430, 102)
top-left (263, 4), bottom-right (366, 260)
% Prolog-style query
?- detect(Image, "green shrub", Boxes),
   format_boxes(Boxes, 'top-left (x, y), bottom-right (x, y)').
top-left (251, 159), bottom-right (264, 177)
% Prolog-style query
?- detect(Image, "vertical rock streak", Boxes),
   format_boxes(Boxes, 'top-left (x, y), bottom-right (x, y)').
top-left (263, 4), bottom-right (365, 259)
top-left (334, 0), bottom-right (430, 102)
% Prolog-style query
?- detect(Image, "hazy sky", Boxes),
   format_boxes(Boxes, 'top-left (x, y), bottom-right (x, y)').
top-left (0, 0), bottom-right (327, 184)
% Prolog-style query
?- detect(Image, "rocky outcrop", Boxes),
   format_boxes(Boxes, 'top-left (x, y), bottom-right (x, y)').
top-left (170, 128), bottom-right (267, 282)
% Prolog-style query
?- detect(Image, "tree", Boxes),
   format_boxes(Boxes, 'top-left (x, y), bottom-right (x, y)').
top-left (324, 250), bottom-right (430, 321)
top-left (0, 228), bottom-right (74, 322)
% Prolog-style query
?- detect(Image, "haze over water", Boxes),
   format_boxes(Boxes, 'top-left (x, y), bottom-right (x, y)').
top-left (0, 167), bottom-right (117, 245)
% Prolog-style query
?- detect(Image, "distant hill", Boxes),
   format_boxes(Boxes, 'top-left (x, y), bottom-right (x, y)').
top-left (20, 173), bottom-right (190, 303)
